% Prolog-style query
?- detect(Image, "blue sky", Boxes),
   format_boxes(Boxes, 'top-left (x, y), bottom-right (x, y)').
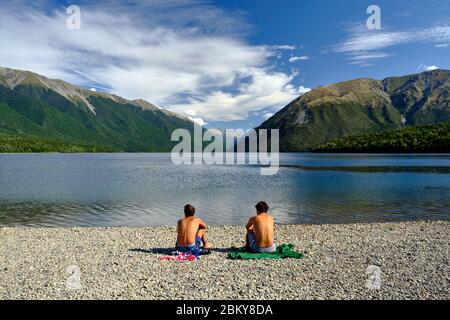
top-left (0, 0), bottom-right (449, 129)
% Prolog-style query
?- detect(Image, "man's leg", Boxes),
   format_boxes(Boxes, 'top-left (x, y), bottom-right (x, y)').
top-left (197, 229), bottom-right (212, 249)
top-left (246, 229), bottom-right (255, 251)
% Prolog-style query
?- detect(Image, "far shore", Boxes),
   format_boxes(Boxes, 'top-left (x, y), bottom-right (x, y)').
top-left (0, 220), bottom-right (448, 300)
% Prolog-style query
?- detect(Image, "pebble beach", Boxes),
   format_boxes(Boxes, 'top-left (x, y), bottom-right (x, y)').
top-left (0, 221), bottom-right (448, 300)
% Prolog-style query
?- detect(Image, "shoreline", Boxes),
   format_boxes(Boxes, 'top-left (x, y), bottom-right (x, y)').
top-left (0, 220), bottom-right (448, 300)
top-left (1, 218), bottom-right (448, 229)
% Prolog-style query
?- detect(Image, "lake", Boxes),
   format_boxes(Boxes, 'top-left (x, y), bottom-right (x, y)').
top-left (0, 153), bottom-right (449, 227)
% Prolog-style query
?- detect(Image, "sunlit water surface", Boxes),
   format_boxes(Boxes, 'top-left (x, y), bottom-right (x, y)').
top-left (0, 153), bottom-right (448, 227)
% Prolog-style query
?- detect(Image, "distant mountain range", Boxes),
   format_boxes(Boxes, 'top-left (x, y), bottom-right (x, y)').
top-left (258, 69), bottom-right (450, 151)
top-left (0, 67), bottom-right (448, 153)
top-left (0, 66), bottom-right (194, 152)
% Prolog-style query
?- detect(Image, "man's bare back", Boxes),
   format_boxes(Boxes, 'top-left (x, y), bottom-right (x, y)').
top-left (246, 213), bottom-right (274, 248)
top-left (177, 216), bottom-right (206, 246)
top-left (175, 204), bottom-right (212, 251)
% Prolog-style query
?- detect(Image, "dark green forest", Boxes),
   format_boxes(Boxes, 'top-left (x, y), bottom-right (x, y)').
top-left (0, 133), bottom-right (115, 153)
top-left (314, 122), bottom-right (450, 153)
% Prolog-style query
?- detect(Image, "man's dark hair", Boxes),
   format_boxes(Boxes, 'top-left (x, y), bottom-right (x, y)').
top-left (184, 204), bottom-right (196, 217)
top-left (255, 201), bottom-right (269, 214)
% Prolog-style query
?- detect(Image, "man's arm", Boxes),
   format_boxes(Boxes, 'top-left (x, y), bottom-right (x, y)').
top-left (197, 218), bottom-right (207, 230)
top-left (246, 217), bottom-right (255, 231)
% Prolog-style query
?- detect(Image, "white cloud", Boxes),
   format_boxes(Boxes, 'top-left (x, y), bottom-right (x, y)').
top-left (297, 86), bottom-right (311, 94)
top-left (170, 69), bottom-right (310, 121)
top-left (425, 65), bottom-right (439, 71)
top-left (263, 112), bottom-right (274, 120)
top-left (188, 117), bottom-right (207, 126)
top-left (436, 43), bottom-right (448, 48)
top-left (348, 52), bottom-right (391, 66)
top-left (417, 64), bottom-right (439, 71)
top-left (0, 0), bottom-right (307, 123)
top-left (334, 24), bottom-right (450, 66)
top-left (269, 45), bottom-right (297, 50)
top-left (289, 56), bottom-right (309, 63)
top-left (184, 109), bottom-right (198, 117)
top-left (205, 128), bottom-right (223, 136)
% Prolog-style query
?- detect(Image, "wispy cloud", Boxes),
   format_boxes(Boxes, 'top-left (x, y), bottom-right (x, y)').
top-left (347, 52), bottom-right (391, 66)
top-left (0, 0), bottom-right (306, 122)
top-left (289, 56), bottom-right (309, 63)
top-left (269, 45), bottom-right (297, 50)
top-left (333, 24), bottom-right (450, 66)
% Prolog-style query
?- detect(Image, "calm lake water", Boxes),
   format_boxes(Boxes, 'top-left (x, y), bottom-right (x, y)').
top-left (0, 153), bottom-right (449, 227)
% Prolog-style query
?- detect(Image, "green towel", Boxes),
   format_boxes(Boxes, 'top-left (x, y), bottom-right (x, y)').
top-left (228, 243), bottom-right (304, 260)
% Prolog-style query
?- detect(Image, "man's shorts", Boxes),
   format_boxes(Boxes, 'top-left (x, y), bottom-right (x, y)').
top-left (176, 235), bottom-right (202, 253)
top-left (248, 232), bottom-right (277, 253)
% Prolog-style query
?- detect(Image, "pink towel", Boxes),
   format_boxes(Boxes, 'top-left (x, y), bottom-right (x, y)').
top-left (160, 251), bottom-right (198, 261)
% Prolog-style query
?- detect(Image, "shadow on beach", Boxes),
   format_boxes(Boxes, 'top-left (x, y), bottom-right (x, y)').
top-left (129, 248), bottom-right (172, 255)
top-left (129, 247), bottom-right (237, 255)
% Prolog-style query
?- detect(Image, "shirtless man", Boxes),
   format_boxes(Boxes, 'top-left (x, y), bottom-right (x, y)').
top-left (176, 204), bottom-right (212, 252)
top-left (245, 201), bottom-right (276, 253)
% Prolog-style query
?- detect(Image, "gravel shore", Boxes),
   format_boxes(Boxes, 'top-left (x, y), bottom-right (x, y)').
top-left (0, 221), bottom-right (448, 300)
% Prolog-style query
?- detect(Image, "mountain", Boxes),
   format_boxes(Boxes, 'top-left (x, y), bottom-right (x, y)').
top-left (314, 122), bottom-right (450, 153)
top-left (0, 67), bottom-right (195, 152)
top-left (258, 69), bottom-right (450, 151)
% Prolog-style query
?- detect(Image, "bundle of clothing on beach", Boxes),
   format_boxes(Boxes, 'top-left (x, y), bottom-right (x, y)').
top-left (159, 243), bottom-right (304, 261)
top-left (160, 251), bottom-right (200, 261)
